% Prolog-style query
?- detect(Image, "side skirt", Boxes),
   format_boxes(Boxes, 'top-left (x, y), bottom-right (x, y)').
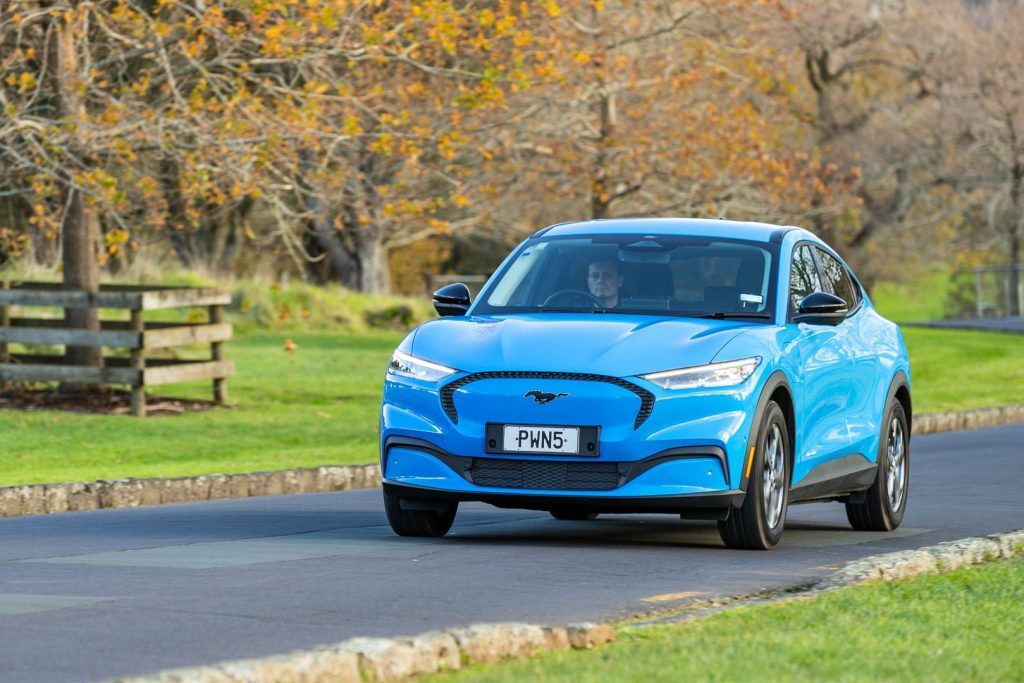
top-left (789, 454), bottom-right (877, 504)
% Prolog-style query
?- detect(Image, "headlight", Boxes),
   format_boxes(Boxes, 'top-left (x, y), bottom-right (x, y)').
top-left (641, 357), bottom-right (761, 390)
top-left (387, 349), bottom-right (457, 382)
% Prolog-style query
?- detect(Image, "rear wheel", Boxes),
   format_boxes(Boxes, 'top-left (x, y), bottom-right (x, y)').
top-left (718, 401), bottom-right (790, 550)
top-left (846, 399), bottom-right (909, 531)
top-left (383, 489), bottom-right (458, 537)
top-left (549, 509), bottom-right (599, 521)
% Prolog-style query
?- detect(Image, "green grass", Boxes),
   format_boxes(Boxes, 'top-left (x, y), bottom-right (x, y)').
top-left (904, 327), bottom-right (1024, 413)
top-left (0, 331), bottom-right (401, 486)
top-left (870, 268), bottom-right (951, 322)
top-left (428, 558), bottom-right (1024, 683)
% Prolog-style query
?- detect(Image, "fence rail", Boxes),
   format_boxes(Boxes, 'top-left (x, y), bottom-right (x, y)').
top-left (0, 281), bottom-right (234, 416)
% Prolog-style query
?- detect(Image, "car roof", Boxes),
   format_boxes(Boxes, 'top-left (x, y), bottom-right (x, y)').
top-left (536, 217), bottom-right (802, 243)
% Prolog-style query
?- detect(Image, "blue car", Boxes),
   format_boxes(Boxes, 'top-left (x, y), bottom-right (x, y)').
top-left (380, 218), bottom-right (911, 549)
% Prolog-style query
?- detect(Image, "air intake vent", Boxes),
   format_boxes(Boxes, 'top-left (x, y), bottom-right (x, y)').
top-left (472, 458), bottom-right (620, 490)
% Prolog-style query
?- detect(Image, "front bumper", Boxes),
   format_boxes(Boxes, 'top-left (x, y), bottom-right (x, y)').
top-left (382, 436), bottom-right (743, 513)
top-left (381, 364), bottom-right (771, 508)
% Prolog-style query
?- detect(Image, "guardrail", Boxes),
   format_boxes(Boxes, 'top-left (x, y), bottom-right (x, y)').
top-left (0, 281), bottom-right (233, 416)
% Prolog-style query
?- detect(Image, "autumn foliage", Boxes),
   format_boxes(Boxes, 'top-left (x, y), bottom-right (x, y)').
top-left (0, 1), bottom-right (1021, 306)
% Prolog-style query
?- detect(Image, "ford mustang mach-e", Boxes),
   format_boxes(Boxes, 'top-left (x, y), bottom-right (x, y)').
top-left (379, 218), bottom-right (911, 549)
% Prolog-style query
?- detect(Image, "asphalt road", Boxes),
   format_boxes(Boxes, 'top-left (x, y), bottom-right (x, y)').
top-left (2, 423), bottom-right (1023, 682)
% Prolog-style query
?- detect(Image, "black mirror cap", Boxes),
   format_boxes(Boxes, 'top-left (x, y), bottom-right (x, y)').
top-left (433, 282), bottom-right (472, 317)
top-left (794, 291), bottom-right (848, 325)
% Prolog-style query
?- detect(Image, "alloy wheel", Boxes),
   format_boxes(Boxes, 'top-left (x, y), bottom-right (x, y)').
top-left (886, 416), bottom-right (907, 512)
top-left (762, 423), bottom-right (786, 529)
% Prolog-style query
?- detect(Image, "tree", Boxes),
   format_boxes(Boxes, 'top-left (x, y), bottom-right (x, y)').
top-left (776, 0), bottom-right (949, 284)
top-left (933, 1), bottom-right (1024, 315)
top-left (467, 0), bottom-right (825, 245)
top-left (2, 3), bottom-right (108, 370)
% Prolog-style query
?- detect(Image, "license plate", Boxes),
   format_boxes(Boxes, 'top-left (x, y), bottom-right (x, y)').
top-left (502, 425), bottom-right (579, 454)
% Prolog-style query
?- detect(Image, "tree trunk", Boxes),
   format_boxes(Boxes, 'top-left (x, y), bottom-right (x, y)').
top-left (61, 189), bottom-right (103, 370)
top-left (357, 229), bottom-right (390, 294)
top-left (1009, 162), bottom-right (1022, 317)
top-left (306, 203), bottom-right (361, 289)
top-left (159, 156), bottom-right (195, 268)
top-left (48, 6), bottom-right (103, 374)
top-left (299, 149), bottom-right (361, 288)
top-left (590, 90), bottom-right (614, 219)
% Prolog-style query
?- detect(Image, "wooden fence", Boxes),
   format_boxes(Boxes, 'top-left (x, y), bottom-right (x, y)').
top-left (0, 282), bottom-right (233, 416)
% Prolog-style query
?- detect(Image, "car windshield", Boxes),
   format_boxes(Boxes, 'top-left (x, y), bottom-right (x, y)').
top-left (476, 234), bottom-right (776, 320)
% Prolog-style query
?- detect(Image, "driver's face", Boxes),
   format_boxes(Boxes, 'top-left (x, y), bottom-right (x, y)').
top-left (587, 262), bottom-right (622, 301)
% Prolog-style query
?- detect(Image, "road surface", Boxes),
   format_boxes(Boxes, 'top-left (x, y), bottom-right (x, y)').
top-left (1, 423), bottom-right (1022, 682)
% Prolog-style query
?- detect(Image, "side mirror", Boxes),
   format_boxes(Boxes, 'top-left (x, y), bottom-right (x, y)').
top-left (432, 282), bottom-right (472, 317)
top-left (794, 291), bottom-right (847, 326)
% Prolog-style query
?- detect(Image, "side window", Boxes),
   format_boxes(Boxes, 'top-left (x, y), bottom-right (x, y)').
top-left (789, 244), bottom-right (822, 311)
top-left (815, 248), bottom-right (859, 308)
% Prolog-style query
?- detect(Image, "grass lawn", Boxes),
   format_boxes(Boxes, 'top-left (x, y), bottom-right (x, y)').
top-left (427, 559), bottom-right (1024, 683)
top-left (0, 313), bottom-right (1021, 487)
top-left (0, 330), bottom-right (402, 486)
top-left (904, 327), bottom-right (1024, 413)
top-left (870, 268), bottom-right (951, 322)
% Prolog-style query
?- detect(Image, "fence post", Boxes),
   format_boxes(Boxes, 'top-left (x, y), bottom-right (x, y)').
top-left (129, 307), bottom-right (146, 417)
top-left (209, 304), bottom-right (226, 404)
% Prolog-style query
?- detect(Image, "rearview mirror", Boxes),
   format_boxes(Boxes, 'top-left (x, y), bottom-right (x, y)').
top-left (432, 283), bottom-right (472, 317)
top-left (794, 291), bottom-right (847, 326)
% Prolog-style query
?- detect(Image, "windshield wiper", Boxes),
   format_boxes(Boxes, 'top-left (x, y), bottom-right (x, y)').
top-left (697, 311), bottom-right (773, 320)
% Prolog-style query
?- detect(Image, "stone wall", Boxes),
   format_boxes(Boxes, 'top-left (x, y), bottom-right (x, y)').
top-left (0, 464), bottom-right (381, 518)
top-left (912, 404), bottom-right (1024, 435)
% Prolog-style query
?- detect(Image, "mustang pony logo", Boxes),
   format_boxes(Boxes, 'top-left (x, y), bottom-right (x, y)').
top-left (525, 390), bottom-right (568, 405)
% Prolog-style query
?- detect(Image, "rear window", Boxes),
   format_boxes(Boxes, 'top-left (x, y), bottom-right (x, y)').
top-left (815, 248), bottom-right (860, 308)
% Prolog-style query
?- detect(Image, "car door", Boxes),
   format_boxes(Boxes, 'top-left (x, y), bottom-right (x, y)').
top-left (814, 247), bottom-right (878, 461)
top-left (781, 243), bottom-right (854, 485)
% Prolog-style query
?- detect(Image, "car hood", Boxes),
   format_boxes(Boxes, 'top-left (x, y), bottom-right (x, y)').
top-left (409, 313), bottom-right (752, 377)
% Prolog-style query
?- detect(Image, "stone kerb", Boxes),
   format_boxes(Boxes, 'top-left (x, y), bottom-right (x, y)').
top-left (0, 464), bottom-right (382, 518)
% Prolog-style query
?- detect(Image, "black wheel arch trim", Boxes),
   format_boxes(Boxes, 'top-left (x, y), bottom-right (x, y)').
top-left (740, 370), bottom-right (793, 492)
top-left (383, 435), bottom-right (731, 488)
top-left (886, 370), bottom-right (912, 432)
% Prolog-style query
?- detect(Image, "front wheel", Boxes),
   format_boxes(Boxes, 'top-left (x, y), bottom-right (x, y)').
top-left (383, 489), bottom-right (458, 537)
top-left (718, 401), bottom-right (790, 550)
top-left (846, 399), bottom-right (909, 531)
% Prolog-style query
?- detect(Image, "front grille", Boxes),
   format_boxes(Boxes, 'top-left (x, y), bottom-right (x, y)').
top-left (440, 371), bottom-right (655, 429)
top-left (471, 458), bottom-right (620, 490)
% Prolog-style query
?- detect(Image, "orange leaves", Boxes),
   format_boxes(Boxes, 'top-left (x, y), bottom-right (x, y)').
top-left (103, 228), bottom-right (131, 259)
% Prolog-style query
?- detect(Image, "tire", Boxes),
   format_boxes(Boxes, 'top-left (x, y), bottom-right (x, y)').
top-left (718, 401), bottom-right (790, 550)
top-left (549, 509), bottom-right (599, 521)
top-left (846, 399), bottom-right (909, 531)
top-left (383, 489), bottom-right (458, 537)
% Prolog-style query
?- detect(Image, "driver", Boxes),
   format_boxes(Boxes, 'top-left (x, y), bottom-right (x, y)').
top-left (587, 259), bottom-right (623, 308)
